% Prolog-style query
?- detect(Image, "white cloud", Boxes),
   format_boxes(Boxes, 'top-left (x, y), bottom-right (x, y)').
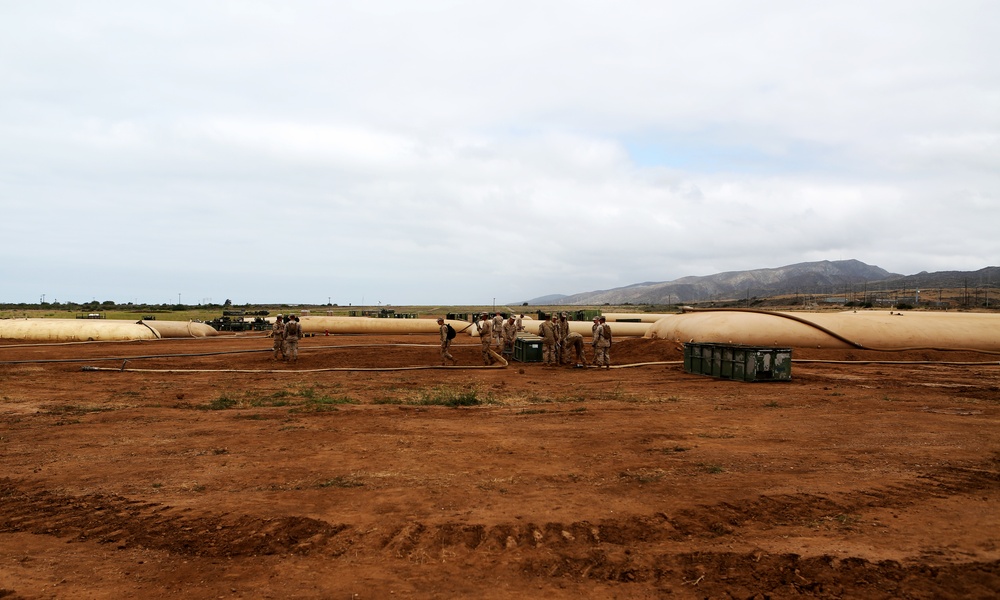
top-left (1, 1), bottom-right (998, 305)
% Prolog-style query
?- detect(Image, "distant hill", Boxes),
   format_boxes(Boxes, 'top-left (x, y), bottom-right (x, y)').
top-left (522, 260), bottom-right (999, 305)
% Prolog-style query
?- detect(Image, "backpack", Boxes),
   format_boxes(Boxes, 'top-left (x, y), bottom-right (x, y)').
top-left (446, 323), bottom-right (457, 340)
top-left (603, 323), bottom-right (612, 342)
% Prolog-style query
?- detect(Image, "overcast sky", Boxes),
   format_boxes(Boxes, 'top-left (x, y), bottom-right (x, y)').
top-left (2, 1), bottom-right (998, 306)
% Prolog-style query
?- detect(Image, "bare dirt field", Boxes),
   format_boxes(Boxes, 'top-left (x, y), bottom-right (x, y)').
top-left (1, 332), bottom-right (998, 599)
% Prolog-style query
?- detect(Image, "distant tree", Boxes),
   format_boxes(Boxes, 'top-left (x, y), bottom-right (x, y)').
top-left (224, 299), bottom-right (232, 307)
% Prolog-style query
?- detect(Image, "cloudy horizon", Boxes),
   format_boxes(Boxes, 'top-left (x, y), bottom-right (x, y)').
top-left (2, 1), bottom-right (998, 306)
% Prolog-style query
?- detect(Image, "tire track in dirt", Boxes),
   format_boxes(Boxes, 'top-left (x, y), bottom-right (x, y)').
top-left (2, 461), bottom-right (997, 557)
top-left (0, 479), bottom-right (349, 557)
top-left (520, 551), bottom-right (1000, 598)
top-left (1, 458), bottom-right (997, 595)
top-left (666, 460), bottom-right (999, 538)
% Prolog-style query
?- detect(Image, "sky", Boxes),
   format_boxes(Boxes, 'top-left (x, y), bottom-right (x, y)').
top-left (2, 1), bottom-right (998, 307)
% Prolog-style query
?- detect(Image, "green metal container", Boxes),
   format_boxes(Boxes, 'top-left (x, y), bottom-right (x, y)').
top-left (683, 342), bottom-right (792, 382)
top-left (514, 335), bottom-right (544, 363)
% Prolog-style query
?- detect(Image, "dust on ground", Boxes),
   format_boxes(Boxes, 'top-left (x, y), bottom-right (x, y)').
top-left (1, 333), bottom-right (998, 599)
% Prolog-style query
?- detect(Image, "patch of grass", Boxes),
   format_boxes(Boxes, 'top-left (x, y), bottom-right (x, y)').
top-left (414, 386), bottom-right (487, 407)
top-left (518, 408), bottom-right (548, 415)
top-left (372, 397), bottom-right (403, 405)
top-left (660, 445), bottom-right (690, 454)
top-left (764, 401), bottom-right (781, 408)
top-left (569, 406), bottom-right (586, 413)
top-left (203, 396), bottom-right (238, 410)
top-left (702, 464), bottom-right (725, 474)
top-left (252, 390), bottom-right (294, 407)
top-left (199, 386), bottom-right (356, 411)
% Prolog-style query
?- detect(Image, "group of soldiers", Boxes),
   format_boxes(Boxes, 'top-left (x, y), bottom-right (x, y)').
top-left (437, 312), bottom-right (612, 368)
top-left (537, 313), bottom-right (612, 368)
top-left (475, 312), bottom-right (522, 365)
top-left (269, 314), bottom-right (303, 362)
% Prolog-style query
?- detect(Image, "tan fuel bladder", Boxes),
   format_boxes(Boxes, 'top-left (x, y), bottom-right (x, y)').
top-left (645, 310), bottom-right (1000, 351)
top-left (103, 320), bottom-right (219, 338)
top-left (0, 318), bottom-right (161, 342)
top-left (299, 316), bottom-right (472, 336)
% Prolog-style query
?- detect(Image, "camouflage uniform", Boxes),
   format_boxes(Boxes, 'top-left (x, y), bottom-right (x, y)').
top-left (491, 314), bottom-right (504, 348)
top-left (538, 316), bottom-right (558, 366)
top-left (438, 319), bottom-right (456, 365)
top-left (284, 316), bottom-right (301, 362)
top-left (592, 318), bottom-right (611, 368)
top-left (477, 314), bottom-right (493, 365)
top-left (501, 317), bottom-right (517, 358)
top-left (558, 313), bottom-right (571, 364)
top-left (271, 315), bottom-right (285, 360)
top-left (565, 332), bottom-right (586, 365)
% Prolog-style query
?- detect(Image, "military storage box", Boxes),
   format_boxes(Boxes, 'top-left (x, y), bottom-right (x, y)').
top-left (513, 335), bottom-right (543, 362)
top-left (683, 342), bottom-right (792, 382)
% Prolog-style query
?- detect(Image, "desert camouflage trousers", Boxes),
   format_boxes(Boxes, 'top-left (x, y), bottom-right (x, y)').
top-left (542, 342), bottom-right (557, 365)
top-left (592, 345), bottom-right (609, 367)
top-left (284, 337), bottom-right (299, 361)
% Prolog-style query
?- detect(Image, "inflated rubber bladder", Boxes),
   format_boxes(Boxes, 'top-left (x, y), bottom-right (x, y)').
top-left (0, 319), bottom-right (161, 342)
top-left (644, 310), bottom-right (1000, 351)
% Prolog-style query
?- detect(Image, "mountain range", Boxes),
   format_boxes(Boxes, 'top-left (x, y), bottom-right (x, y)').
top-left (525, 260), bottom-right (1000, 305)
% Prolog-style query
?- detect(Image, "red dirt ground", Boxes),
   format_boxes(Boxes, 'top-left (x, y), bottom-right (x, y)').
top-left (1, 332), bottom-right (998, 599)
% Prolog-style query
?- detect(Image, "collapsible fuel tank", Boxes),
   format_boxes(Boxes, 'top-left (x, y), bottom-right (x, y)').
top-left (0, 319), bottom-right (161, 342)
top-left (645, 310), bottom-right (1000, 351)
top-left (0, 318), bottom-right (218, 341)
